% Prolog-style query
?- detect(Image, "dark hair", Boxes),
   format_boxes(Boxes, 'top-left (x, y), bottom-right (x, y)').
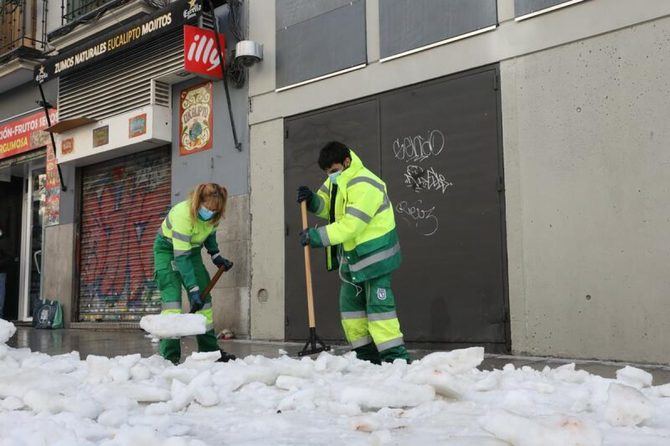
top-left (318, 141), bottom-right (350, 170)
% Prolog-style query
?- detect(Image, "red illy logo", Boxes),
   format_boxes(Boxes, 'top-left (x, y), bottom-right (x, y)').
top-left (183, 25), bottom-right (225, 79)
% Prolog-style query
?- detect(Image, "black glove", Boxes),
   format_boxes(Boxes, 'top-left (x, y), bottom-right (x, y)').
top-left (297, 186), bottom-right (314, 204)
top-left (188, 288), bottom-right (203, 313)
top-left (211, 253), bottom-right (234, 271)
top-left (299, 229), bottom-right (310, 247)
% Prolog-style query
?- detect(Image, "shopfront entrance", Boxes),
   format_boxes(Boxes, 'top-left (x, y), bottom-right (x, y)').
top-left (0, 158), bottom-right (47, 321)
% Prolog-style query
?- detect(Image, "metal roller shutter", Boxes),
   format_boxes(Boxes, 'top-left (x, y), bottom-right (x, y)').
top-left (79, 147), bottom-right (171, 321)
top-left (58, 30), bottom-right (183, 122)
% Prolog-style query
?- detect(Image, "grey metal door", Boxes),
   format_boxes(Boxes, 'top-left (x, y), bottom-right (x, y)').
top-left (284, 66), bottom-right (508, 350)
top-left (380, 68), bottom-right (508, 349)
top-left (284, 99), bottom-right (380, 340)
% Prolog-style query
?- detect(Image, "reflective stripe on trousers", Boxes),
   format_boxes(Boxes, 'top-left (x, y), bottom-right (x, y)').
top-left (197, 307), bottom-right (214, 332)
top-left (341, 310), bottom-right (369, 349)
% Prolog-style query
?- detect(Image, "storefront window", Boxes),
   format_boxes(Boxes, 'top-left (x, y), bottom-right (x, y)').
top-left (28, 169), bottom-right (46, 317)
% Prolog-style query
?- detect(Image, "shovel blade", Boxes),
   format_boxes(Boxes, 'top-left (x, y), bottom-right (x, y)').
top-left (298, 327), bottom-right (331, 356)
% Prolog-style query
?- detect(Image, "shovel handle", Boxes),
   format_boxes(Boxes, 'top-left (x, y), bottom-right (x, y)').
top-left (203, 265), bottom-right (226, 301)
top-left (190, 265), bottom-right (226, 314)
top-left (301, 201), bottom-right (317, 329)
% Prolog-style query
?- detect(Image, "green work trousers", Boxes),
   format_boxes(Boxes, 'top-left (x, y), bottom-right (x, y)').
top-left (153, 237), bottom-right (218, 364)
top-left (339, 274), bottom-right (410, 363)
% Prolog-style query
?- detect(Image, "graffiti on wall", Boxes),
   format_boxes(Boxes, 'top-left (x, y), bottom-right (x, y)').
top-left (79, 150), bottom-right (171, 321)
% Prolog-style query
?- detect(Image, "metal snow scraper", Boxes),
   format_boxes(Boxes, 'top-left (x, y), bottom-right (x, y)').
top-left (298, 201), bottom-right (331, 356)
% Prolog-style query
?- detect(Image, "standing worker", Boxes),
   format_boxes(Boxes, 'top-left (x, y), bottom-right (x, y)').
top-left (297, 141), bottom-right (410, 364)
top-left (154, 183), bottom-right (236, 364)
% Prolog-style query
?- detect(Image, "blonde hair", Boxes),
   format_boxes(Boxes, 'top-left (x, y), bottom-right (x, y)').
top-left (190, 183), bottom-right (227, 225)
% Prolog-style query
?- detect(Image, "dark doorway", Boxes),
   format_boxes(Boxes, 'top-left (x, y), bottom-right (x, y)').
top-left (284, 99), bottom-right (380, 340)
top-left (0, 176), bottom-right (24, 321)
top-left (284, 66), bottom-right (509, 352)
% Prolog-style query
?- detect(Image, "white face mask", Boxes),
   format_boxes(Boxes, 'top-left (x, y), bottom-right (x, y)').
top-left (328, 170), bottom-right (342, 184)
top-left (198, 206), bottom-right (215, 221)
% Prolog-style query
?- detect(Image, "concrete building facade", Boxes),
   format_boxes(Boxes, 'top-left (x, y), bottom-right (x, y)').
top-left (247, 0), bottom-right (670, 364)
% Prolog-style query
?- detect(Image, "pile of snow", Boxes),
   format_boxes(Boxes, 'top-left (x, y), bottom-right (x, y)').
top-left (140, 314), bottom-right (207, 339)
top-left (616, 365), bottom-right (653, 389)
top-left (1, 341), bottom-right (670, 445)
top-left (0, 318), bottom-right (16, 343)
top-left (605, 383), bottom-right (654, 427)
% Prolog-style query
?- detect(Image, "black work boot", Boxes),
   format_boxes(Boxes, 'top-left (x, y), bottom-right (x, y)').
top-left (217, 349), bottom-right (237, 362)
top-left (353, 343), bottom-right (381, 365)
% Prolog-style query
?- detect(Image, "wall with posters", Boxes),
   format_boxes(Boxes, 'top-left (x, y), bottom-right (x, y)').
top-left (170, 24), bottom-right (250, 336)
top-left (171, 77), bottom-right (249, 199)
top-left (170, 75), bottom-right (250, 337)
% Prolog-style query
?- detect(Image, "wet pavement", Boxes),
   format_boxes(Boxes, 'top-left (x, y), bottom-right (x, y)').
top-left (7, 326), bottom-right (670, 385)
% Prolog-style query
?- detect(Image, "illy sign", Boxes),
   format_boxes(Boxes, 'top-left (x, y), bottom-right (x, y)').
top-left (184, 24), bottom-right (226, 79)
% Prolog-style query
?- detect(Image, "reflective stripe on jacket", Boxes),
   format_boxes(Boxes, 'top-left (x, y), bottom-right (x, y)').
top-left (308, 150), bottom-right (401, 282)
top-left (157, 200), bottom-right (219, 290)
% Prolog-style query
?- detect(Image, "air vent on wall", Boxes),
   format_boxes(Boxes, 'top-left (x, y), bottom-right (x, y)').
top-left (151, 80), bottom-right (171, 107)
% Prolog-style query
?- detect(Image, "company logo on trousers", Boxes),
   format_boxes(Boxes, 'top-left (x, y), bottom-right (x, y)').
top-left (183, 25), bottom-right (226, 79)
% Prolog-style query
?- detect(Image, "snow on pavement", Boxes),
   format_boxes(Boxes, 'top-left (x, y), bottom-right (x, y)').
top-left (1, 319), bottom-right (670, 445)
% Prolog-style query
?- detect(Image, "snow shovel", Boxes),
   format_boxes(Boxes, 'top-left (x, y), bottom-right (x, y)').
top-left (189, 264), bottom-right (227, 314)
top-left (298, 201), bottom-right (331, 356)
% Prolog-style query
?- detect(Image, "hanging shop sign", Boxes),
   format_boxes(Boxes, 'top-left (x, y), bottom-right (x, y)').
top-left (0, 109), bottom-right (58, 161)
top-left (179, 81), bottom-right (213, 156)
top-left (45, 144), bottom-right (60, 226)
top-left (183, 24), bottom-right (226, 79)
top-left (34, 0), bottom-right (203, 83)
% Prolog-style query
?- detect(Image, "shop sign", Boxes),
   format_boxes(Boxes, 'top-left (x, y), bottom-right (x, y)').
top-left (179, 81), bottom-right (213, 156)
top-left (0, 109), bottom-right (57, 161)
top-left (183, 25), bottom-right (226, 79)
top-left (61, 138), bottom-right (74, 155)
top-left (45, 144), bottom-right (60, 226)
top-left (129, 114), bottom-right (147, 138)
top-left (34, 0), bottom-right (203, 83)
top-left (93, 126), bottom-right (109, 147)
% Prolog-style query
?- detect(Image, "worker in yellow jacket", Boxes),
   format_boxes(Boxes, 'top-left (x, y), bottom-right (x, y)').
top-left (297, 141), bottom-right (410, 363)
top-left (153, 183), bottom-right (235, 364)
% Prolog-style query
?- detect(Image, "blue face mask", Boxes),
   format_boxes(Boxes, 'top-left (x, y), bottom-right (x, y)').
top-left (328, 170), bottom-right (342, 185)
top-left (198, 206), bottom-right (215, 221)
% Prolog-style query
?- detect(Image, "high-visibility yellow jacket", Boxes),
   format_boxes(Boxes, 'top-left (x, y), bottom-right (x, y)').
top-left (156, 200), bottom-right (219, 290)
top-left (308, 150), bottom-right (401, 282)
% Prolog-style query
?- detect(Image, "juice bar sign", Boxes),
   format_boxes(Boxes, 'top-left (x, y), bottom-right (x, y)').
top-left (35, 0), bottom-right (203, 83)
top-left (0, 109), bottom-right (58, 160)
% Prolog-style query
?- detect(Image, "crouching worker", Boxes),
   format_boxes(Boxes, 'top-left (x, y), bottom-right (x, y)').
top-left (297, 141), bottom-right (410, 364)
top-left (154, 183), bottom-right (236, 364)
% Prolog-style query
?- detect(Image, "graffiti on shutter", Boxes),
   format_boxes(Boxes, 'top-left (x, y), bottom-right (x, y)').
top-left (79, 147), bottom-right (171, 321)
